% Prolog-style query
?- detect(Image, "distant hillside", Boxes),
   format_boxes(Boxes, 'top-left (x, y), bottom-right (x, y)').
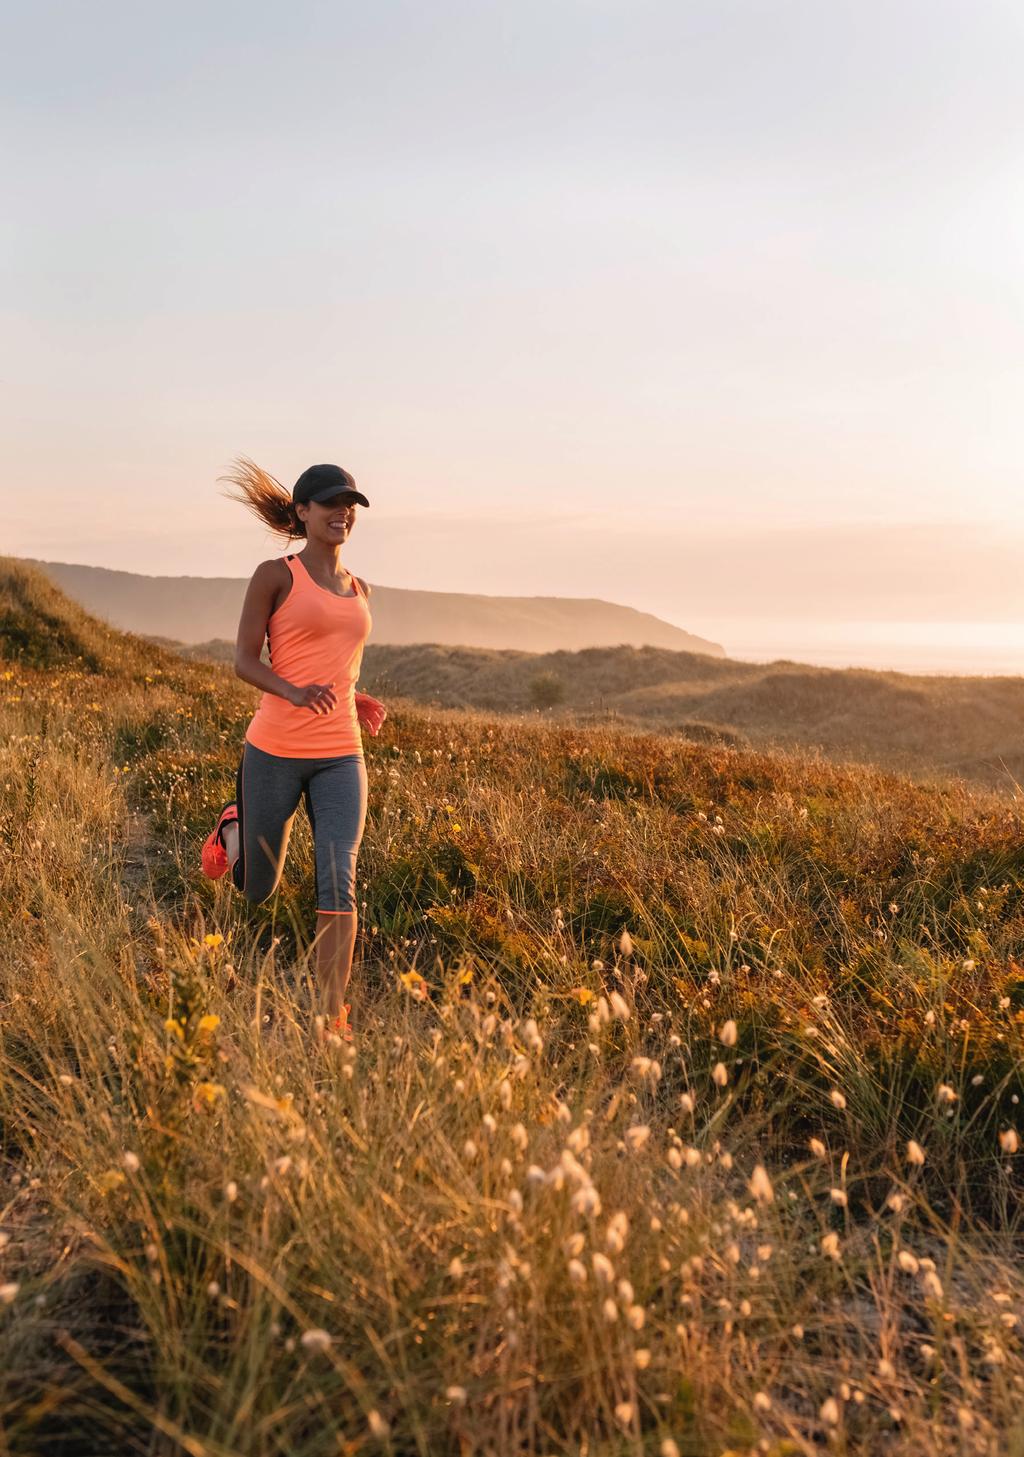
top-left (7, 558), bottom-right (1024, 791)
top-left (23, 559), bottom-right (724, 657)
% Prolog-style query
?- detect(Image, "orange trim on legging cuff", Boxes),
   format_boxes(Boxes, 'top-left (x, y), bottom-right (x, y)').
top-left (315, 908), bottom-right (357, 915)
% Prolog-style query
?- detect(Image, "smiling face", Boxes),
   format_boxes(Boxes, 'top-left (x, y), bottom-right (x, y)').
top-left (295, 492), bottom-right (359, 545)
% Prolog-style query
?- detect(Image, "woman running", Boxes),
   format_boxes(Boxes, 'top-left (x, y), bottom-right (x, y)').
top-left (200, 458), bottom-right (386, 1042)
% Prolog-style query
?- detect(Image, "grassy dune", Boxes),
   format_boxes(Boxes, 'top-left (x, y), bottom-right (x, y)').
top-left (2, 558), bottom-right (1024, 1455)
top-left (164, 636), bottom-right (1024, 791)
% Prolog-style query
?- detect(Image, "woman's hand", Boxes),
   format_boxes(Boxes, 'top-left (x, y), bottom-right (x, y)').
top-left (289, 682), bottom-right (338, 715)
top-left (355, 691), bottom-right (387, 736)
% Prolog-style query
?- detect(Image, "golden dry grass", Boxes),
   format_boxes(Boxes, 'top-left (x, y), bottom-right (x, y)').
top-left (2, 559), bottom-right (1024, 1456)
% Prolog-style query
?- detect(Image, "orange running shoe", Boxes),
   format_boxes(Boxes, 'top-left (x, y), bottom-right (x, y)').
top-left (201, 803), bottom-right (238, 880)
top-left (314, 1005), bottom-right (353, 1049)
top-left (331, 1003), bottom-right (353, 1044)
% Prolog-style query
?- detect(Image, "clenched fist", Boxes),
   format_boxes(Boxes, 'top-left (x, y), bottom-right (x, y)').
top-left (355, 692), bottom-right (388, 736)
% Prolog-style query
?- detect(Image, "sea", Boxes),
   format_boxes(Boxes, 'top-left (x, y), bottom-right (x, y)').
top-left (711, 622), bottom-right (1024, 678)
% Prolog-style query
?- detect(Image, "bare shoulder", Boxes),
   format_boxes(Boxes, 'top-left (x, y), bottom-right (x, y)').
top-left (252, 557), bottom-right (292, 587)
top-left (241, 557), bottom-right (293, 620)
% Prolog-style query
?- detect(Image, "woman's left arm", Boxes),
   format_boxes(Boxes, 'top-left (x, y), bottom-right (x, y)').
top-left (355, 578), bottom-right (388, 735)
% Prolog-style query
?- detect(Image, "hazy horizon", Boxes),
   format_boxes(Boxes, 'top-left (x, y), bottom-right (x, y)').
top-left (4, 0), bottom-right (1024, 676)
top-left (20, 544), bottom-right (1024, 677)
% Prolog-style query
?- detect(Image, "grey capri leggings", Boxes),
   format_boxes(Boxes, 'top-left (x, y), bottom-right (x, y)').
top-left (231, 741), bottom-right (368, 914)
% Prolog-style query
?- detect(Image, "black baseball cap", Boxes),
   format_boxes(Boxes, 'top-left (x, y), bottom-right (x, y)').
top-left (292, 463), bottom-right (369, 509)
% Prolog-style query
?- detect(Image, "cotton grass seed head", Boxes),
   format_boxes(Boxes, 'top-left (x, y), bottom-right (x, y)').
top-left (921, 1270), bottom-right (944, 1301)
top-left (748, 1165), bottom-right (774, 1204)
top-left (630, 1056), bottom-right (661, 1083)
top-left (521, 1018), bottom-right (543, 1053)
top-left (820, 1397), bottom-right (841, 1426)
top-left (568, 1258), bottom-right (587, 1285)
top-left (300, 1328), bottom-right (332, 1353)
top-left (572, 1185), bottom-right (602, 1217)
top-left (367, 1411), bottom-right (389, 1439)
top-left (592, 1252), bottom-right (614, 1284)
top-left (906, 1140), bottom-right (926, 1167)
top-left (719, 1019), bottom-right (737, 1047)
top-left (609, 991), bottom-right (631, 1021)
top-left (606, 1211), bottom-right (629, 1252)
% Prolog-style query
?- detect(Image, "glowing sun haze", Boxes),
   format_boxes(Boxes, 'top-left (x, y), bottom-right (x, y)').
top-left (3, 0), bottom-right (1023, 669)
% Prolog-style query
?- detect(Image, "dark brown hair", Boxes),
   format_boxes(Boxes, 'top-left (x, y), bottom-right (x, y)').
top-left (221, 457), bottom-right (304, 541)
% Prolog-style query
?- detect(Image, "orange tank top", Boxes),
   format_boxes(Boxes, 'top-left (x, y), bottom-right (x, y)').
top-left (245, 554), bottom-right (373, 759)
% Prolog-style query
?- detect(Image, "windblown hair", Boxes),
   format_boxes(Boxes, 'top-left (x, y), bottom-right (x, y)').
top-left (221, 457), bottom-right (304, 541)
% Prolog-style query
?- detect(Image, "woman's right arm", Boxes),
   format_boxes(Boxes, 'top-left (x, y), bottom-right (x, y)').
top-left (234, 561), bottom-right (338, 715)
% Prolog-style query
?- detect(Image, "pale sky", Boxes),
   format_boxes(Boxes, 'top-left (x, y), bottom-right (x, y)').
top-left (4, 0), bottom-right (1024, 664)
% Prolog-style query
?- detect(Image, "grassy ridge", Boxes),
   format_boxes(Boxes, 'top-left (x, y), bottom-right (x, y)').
top-left (2, 559), bottom-right (1024, 1455)
top-left (156, 634), bottom-right (1024, 791)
